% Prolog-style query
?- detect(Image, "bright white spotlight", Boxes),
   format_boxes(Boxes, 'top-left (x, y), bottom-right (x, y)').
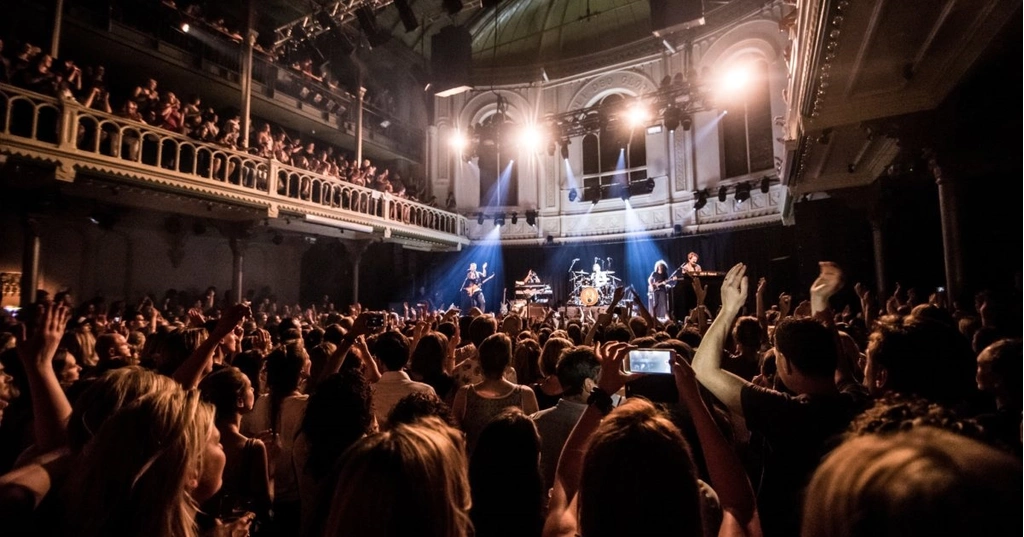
top-left (720, 65), bottom-right (751, 94)
top-left (450, 131), bottom-right (469, 152)
top-left (181, 22), bottom-right (190, 33)
top-left (517, 124), bottom-right (543, 152)
top-left (625, 103), bottom-right (650, 129)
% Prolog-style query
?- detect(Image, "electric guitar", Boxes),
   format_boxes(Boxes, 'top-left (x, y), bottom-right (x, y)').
top-left (464, 274), bottom-right (495, 296)
top-left (499, 288), bottom-right (508, 315)
top-left (650, 275), bottom-right (683, 291)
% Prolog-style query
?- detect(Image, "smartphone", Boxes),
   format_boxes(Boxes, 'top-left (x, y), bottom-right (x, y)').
top-left (366, 312), bottom-right (386, 330)
top-left (626, 349), bottom-right (672, 374)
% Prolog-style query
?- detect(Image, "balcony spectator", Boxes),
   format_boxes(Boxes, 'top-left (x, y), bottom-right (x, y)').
top-left (131, 78), bottom-right (159, 122)
top-left (17, 53), bottom-right (57, 95)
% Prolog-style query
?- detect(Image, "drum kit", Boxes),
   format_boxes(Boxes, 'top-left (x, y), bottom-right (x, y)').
top-left (569, 268), bottom-right (622, 306)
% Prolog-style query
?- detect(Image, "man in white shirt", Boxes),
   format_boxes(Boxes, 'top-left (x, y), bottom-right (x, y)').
top-left (370, 330), bottom-right (435, 423)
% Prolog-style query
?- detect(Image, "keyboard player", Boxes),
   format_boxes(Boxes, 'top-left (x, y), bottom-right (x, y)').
top-left (681, 252), bottom-right (703, 274)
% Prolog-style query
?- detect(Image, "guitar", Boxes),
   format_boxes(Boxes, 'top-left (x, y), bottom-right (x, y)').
top-left (650, 275), bottom-right (683, 291)
top-left (464, 274), bottom-right (495, 296)
top-left (499, 288), bottom-right (508, 315)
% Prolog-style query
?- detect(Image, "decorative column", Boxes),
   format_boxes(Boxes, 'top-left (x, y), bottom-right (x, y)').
top-left (230, 237), bottom-right (247, 305)
top-left (869, 217), bottom-right (887, 300)
top-left (355, 85), bottom-right (366, 164)
top-left (51, 0), bottom-right (65, 58)
top-left (343, 240), bottom-right (372, 304)
top-left (926, 152), bottom-right (964, 302)
top-left (239, 0), bottom-right (255, 147)
top-left (20, 217), bottom-right (40, 308)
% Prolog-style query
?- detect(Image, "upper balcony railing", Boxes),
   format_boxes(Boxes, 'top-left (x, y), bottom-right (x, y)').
top-left (0, 83), bottom-right (466, 244)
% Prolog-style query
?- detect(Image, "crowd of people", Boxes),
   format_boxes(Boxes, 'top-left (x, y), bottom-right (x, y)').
top-left (0, 35), bottom-right (434, 211)
top-left (0, 259), bottom-right (1018, 537)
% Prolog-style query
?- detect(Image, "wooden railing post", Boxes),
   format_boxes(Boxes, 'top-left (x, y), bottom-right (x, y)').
top-left (57, 97), bottom-right (78, 151)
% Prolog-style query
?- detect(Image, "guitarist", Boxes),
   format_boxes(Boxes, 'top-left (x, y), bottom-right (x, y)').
top-left (647, 260), bottom-right (672, 319)
top-left (462, 262), bottom-right (489, 312)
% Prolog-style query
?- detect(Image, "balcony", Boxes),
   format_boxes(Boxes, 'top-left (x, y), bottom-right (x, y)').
top-left (0, 83), bottom-right (468, 250)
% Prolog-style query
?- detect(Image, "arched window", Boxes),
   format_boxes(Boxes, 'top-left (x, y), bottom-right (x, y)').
top-left (722, 60), bottom-right (773, 178)
top-left (475, 110), bottom-right (519, 207)
top-left (580, 93), bottom-right (648, 201)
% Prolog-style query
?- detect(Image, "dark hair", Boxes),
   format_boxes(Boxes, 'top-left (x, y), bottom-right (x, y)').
top-left (478, 333), bottom-right (512, 379)
top-left (232, 350), bottom-right (264, 395)
top-left (265, 342), bottom-right (308, 433)
top-left (409, 332), bottom-right (448, 381)
top-left (373, 330), bottom-right (411, 372)
top-left (301, 369), bottom-right (373, 477)
top-left (539, 337), bottom-right (573, 377)
top-left (512, 339), bottom-right (542, 385)
top-left (566, 324), bottom-right (583, 345)
top-left (468, 316), bottom-right (497, 347)
top-left (555, 347), bottom-right (600, 397)
top-left (579, 399), bottom-right (701, 537)
top-left (436, 322), bottom-right (457, 340)
top-left (277, 317), bottom-right (302, 343)
top-left (198, 366), bottom-right (249, 421)
top-left (604, 323), bottom-right (633, 344)
top-left (773, 317), bottom-right (837, 379)
top-left (980, 338), bottom-right (1022, 397)
top-left (469, 408), bottom-right (544, 537)
top-left (846, 392), bottom-right (986, 441)
top-left (732, 316), bottom-right (761, 351)
top-left (387, 391), bottom-right (457, 428)
top-left (868, 316), bottom-right (975, 404)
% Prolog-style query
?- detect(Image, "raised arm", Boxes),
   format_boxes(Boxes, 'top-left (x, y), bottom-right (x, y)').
top-left (583, 287), bottom-right (625, 345)
top-left (173, 304), bottom-right (249, 389)
top-left (673, 354), bottom-right (761, 537)
top-left (17, 303), bottom-right (73, 452)
top-left (690, 263), bottom-right (750, 413)
top-left (755, 277), bottom-right (768, 341)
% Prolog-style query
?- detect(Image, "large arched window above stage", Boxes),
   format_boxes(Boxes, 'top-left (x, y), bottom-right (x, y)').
top-left (721, 59), bottom-right (773, 179)
top-left (580, 93), bottom-right (648, 202)
top-left (472, 106), bottom-right (520, 208)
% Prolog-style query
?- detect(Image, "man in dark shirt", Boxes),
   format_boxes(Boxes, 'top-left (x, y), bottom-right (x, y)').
top-left (692, 261), bottom-right (867, 537)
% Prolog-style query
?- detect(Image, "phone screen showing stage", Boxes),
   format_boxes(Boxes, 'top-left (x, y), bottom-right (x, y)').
top-left (626, 349), bottom-right (672, 374)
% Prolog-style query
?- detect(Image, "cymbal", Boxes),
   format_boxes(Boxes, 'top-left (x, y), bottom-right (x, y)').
top-left (602, 271), bottom-right (616, 274)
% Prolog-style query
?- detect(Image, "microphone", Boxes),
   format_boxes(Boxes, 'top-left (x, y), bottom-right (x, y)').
top-left (573, 258), bottom-right (580, 262)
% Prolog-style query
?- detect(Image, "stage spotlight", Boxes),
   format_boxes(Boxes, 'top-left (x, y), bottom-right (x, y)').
top-left (511, 212), bottom-right (519, 225)
top-left (450, 130), bottom-right (469, 151)
top-left (673, 224), bottom-right (683, 235)
top-left (525, 210), bottom-right (537, 226)
top-left (568, 188), bottom-right (578, 202)
top-left (694, 189), bottom-right (708, 210)
top-left (718, 185), bottom-right (728, 202)
top-left (517, 124), bottom-right (543, 152)
top-left (560, 142), bottom-right (569, 160)
top-left (545, 235), bottom-right (554, 244)
top-left (629, 177), bottom-right (656, 196)
top-left (721, 64), bottom-right (751, 95)
top-left (663, 105), bottom-right (682, 131)
top-left (681, 115), bottom-right (693, 131)
top-left (760, 176), bottom-right (771, 193)
top-left (625, 103), bottom-right (650, 129)
top-left (477, 213), bottom-right (485, 225)
top-left (735, 182), bottom-right (751, 203)
top-left (181, 22), bottom-right (190, 33)
top-left (494, 213), bottom-right (506, 226)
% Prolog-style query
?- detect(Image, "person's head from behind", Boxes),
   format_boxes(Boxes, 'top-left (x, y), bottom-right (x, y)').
top-left (802, 428), bottom-right (1022, 537)
top-left (67, 366), bottom-right (178, 452)
top-left (540, 337), bottom-right (574, 378)
top-left (478, 333), bottom-right (512, 380)
top-left (773, 317), bottom-right (837, 386)
top-left (555, 347), bottom-right (600, 400)
top-left (579, 398), bottom-right (702, 537)
top-left (387, 391), bottom-right (456, 428)
top-left (864, 315), bottom-right (975, 403)
top-left (374, 330), bottom-right (411, 372)
top-left (732, 316), bottom-right (761, 354)
top-left (604, 323), bottom-right (633, 344)
top-left (198, 366), bottom-right (255, 423)
top-left (512, 338), bottom-right (542, 385)
top-left (469, 409), bottom-right (544, 534)
top-left (409, 332), bottom-right (448, 380)
top-left (95, 332), bottom-right (132, 368)
top-left (975, 338), bottom-right (1022, 406)
top-left (68, 387), bottom-right (223, 537)
top-left (322, 417), bottom-right (471, 537)
top-left (468, 315), bottom-right (497, 348)
top-left (301, 369), bottom-right (373, 476)
top-left (265, 341), bottom-right (309, 396)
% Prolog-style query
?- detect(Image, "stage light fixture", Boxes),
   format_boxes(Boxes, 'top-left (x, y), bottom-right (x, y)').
top-left (511, 212), bottom-right (519, 225)
top-left (525, 210), bottom-right (538, 226)
top-left (181, 22), bottom-right (190, 33)
top-left (720, 64), bottom-right (751, 95)
top-left (673, 224), bottom-right (683, 235)
top-left (629, 177), bottom-right (656, 197)
top-left (718, 185), bottom-right (728, 202)
top-left (494, 213), bottom-right (506, 226)
top-left (517, 124), bottom-right (543, 152)
top-left (450, 130), bottom-right (469, 151)
top-left (735, 182), bottom-right (751, 202)
top-left (560, 142), bottom-right (570, 160)
top-left (681, 115), bottom-right (693, 131)
top-left (545, 235), bottom-right (554, 244)
top-left (625, 103), bottom-right (650, 129)
top-left (760, 177), bottom-right (771, 193)
top-left (477, 213), bottom-right (485, 225)
top-left (694, 189), bottom-right (708, 210)
top-left (568, 188), bottom-right (578, 202)
top-left (663, 105), bottom-right (682, 131)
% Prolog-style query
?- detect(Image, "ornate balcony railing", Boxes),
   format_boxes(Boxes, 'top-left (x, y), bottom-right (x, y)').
top-left (0, 83), bottom-right (467, 247)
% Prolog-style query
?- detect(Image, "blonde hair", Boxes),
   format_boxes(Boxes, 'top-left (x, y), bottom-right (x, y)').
top-left (66, 387), bottom-right (216, 537)
top-left (322, 417), bottom-right (472, 537)
top-left (67, 366), bottom-right (178, 451)
top-left (802, 427), bottom-right (1022, 537)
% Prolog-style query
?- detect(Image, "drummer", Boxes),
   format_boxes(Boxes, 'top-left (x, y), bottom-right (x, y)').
top-left (592, 261), bottom-right (609, 288)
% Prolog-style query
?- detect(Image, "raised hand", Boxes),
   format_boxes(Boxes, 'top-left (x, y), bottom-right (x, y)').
top-left (778, 293), bottom-right (792, 318)
top-left (670, 351), bottom-right (699, 396)
top-left (595, 341), bottom-right (638, 395)
top-left (691, 276), bottom-right (708, 306)
top-left (854, 282), bottom-right (870, 302)
top-left (187, 307), bottom-right (206, 327)
top-left (757, 277), bottom-right (767, 297)
top-left (22, 302), bottom-right (71, 368)
top-left (212, 304), bottom-right (251, 340)
top-left (810, 261), bottom-right (844, 314)
top-left (720, 263), bottom-right (749, 313)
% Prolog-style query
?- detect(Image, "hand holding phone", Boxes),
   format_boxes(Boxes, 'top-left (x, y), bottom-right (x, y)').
top-left (625, 349), bottom-right (673, 374)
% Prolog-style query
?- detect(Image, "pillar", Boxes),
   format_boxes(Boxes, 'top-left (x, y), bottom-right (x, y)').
top-left (355, 85), bottom-right (366, 165)
top-left (927, 153), bottom-right (964, 303)
top-left (51, 0), bottom-right (65, 58)
top-left (20, 218), bottom-right (40, 308)
top-left (230, 237), bottom-right (246, 304)
top-left (869, 218), bottom-right (886, 299)
top-left (344, 240), bottom-right (371, 305)
top-left (239, 0), bottom-right (255, 147)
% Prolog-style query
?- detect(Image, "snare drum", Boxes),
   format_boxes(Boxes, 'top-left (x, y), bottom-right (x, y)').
top-left (580, 286), bottom-right (600, 306)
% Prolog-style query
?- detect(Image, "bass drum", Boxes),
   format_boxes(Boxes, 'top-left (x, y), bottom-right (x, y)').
top-left (579, 286), bottom-right (600, 306)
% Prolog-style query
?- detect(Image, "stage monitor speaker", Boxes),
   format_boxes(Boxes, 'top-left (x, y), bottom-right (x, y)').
top-left (648, 0), bottom-right (705, 36)
top-left (431, 25), bottom-right (472, 94)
